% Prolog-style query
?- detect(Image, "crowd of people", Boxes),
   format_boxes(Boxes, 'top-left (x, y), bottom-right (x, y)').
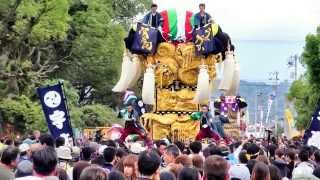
top-left (1, 130), bottom-right (320, 180)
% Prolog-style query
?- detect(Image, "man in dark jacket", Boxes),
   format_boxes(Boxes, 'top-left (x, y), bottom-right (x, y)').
top-left (143, 3), bottom-right (163, 28)
top-left (194, 3), bottom-right (212, 28)
top-left (272, 148), bottom-right (290, 178)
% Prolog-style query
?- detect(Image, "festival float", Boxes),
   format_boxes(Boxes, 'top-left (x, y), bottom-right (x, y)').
top-left (112, 9), bottom-right (247, 142)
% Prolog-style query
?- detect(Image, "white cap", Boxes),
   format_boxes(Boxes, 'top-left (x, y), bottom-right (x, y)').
top-left (130, 142), bottom-right (146, 154)
top-left (56, 146), bottom-right (72, 160)
top-left (19, 143), bottom-right (30, 153)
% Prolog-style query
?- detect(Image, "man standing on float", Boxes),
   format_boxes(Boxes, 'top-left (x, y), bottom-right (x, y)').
top-left (143, 3), bottom-right (163, 28)
top-left (119, 104), bottom-right (153, 148)
top-left (194, 3), bottom-right (212, 28)
top-left (195, 105), bottom-right (220, 142)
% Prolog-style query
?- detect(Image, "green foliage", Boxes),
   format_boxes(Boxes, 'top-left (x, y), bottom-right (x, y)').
top-left (288, 26), bottom-right (320, 130)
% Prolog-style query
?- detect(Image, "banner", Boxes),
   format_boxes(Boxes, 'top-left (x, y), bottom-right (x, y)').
top-left (131, 22), bottom-right (158, 55)
top-left (284, 108), bottom-right (300, 139)
top-left (37, 83), bottom-right (73, 140)
top-left (303, 102), bottom-right (320, 148)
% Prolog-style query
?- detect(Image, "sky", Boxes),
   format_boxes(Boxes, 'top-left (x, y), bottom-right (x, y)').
top-left (153, 0), bottom-right (320, 81)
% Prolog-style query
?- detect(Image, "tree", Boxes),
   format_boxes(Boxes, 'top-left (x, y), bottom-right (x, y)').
top-left (288, 26), bottom-right (320, 130)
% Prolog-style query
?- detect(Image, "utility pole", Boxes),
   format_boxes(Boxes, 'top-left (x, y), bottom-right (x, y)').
top-left (287, 54), bottom-right (299, 80)
top-left (269, 71), bottom-right (280, 132)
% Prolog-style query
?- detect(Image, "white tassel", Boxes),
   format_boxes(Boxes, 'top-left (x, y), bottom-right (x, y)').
top-left (193, 65), bottom-right (210, 104)
top-left (226, 59), bottom-right (240, 96)
top-left (112, 49), bottom-right (134, 92)
top-left (142, 66), bottom-right (155, 105)
top-left (128, 55), bottom-right (142, 88)
top-left (218, 51), bottom-right (235, 92)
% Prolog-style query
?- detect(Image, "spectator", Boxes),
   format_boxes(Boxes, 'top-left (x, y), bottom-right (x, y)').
top-left (0, 146), bottom-right (19, 180)
top-left (292, 146), bottom-right (315, 179)
top-left (81, 146), bottom-right (93, 162)
top-left (156, 140), bottom-right (167, 156)
top-left (204, 155), bottom-right (229, 180)
top-left (167, 163), bottom-right (183, 178)
top-left (160, 171), bottom-right (176, 180)
top-left (137, 150), bottom-right (161, 180)
top-left (268, 165), bottom-right (282, 180)
top-left (16, 147), bottom-right (58, 180)
top-left (272, 148), bottom-right (289, 178)
top-left (285, 148), bottom-right (296, 179)
top-left (314, 150), bottom-right (320, 167)
top-left (39, 134), bottom-right (55, 147)
top-left (108, 170), bottom-right (125, 180)
top-left (33, 130), bottom-right (41, 142)
top-left (15, 160), bottom-right (33, 178)
top-left (178, 167), bottom-right (199, 180)
top-left (164, 145), bottom-right (180, 166)
top-left (79, 165), bottom-right (108, 180)
top-left (73, 161), bottom-right (90, 180)
top-left (55, 137), bottom-right (65, 148)
top-left (56, 146), bottom-right (73, 171)
top-left (256, 155), bottom-right (270, 165)
top-left (251, 162), bottom-right (270, 180)
top-left (189, 141), bottom-right (202, 159)
top-left (18, 143), bottom-right (31, 162)
top-left (123, 154), bottom-right (138, 180)
top-left (102, 146), bottom-right (116, 172)
top-left (175, 155), bottom-right (192, 167)
top-left (229, 151), bottom-right (250, 180)
top-left (313, 167), bottom-right (320, 179)
top-left (192, 155), bottom-right (204, 176)
top-left (247, 160), bottom-right (257, 174)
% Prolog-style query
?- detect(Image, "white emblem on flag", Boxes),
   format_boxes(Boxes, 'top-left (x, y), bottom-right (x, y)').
top-left (49, 110), bottom-right (66, 129)
top-left (44, 91), bottom-right (62, 108)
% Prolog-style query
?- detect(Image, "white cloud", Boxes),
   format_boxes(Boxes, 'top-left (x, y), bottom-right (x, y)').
top-left (154, 0), bottom-right (320, 40)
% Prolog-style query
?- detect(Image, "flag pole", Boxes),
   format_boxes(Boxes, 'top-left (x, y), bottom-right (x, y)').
top-left (59, 80), bottom-right (75, 145)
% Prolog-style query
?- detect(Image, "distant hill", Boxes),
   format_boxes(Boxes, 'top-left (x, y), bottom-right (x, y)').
top-left (212, 80), bottom-right (290, 125)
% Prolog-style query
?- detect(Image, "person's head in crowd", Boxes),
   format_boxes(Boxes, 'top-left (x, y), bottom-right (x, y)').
top-left (79, 165), bottom-right (108, 180)
top-left (178, 167), bottom-right (200, 180)
top-left (151, 3), bottom-right (158, 13)
top-left (314, 150), bottom-right (320, 165)
top-left (81, 146), bottom-right (93, 161)
top-left (202, 147), bottom-right (211, 158)
top-left (123, 154), bottom-right (138, 179)
top-left (57, 145), bottom-right (73, 162)
top-left (201, 104), bottom-right (209, 113)
top-left (275, 148), bottom-right (285, 161)
top-left (164, 145), bottom-right (180, 165)
top-left (309, 146), bottom-right (318, 161)
top-left (32, 147), bottom-right (58, 176)
top-left (298, 146), bottom-right (310, 162)
top-left (190, 141), bottom-right (202, 155)
top-left (268, 165), bottom-right (282, 180)
top-left (285, 148), bottom-right (296, 163)
top-left (113, 157), bottom-right (125, 173)
top-left (313, 167), bottom-right (320, 179)
top-left (174, 141), bottom-right (185, 153)
top-left (208, 145), bottom-right (223, 156)
top-left (157, 140), bottom-right (168, 156)
top-left (19, 143), bottom-right (31, 159)
top-left (15, 160), bottom-right (33, 178)
top-left (103, 146), bottom-right (116, 164)
top-left (39, 134), bottom-right (55, 147)
top-left (73, 161), bottom-right (91, 180)
top-left (4, 138), bottom-right (13, 146)
top-left (1, 146), bottom-right (19, 169)
top-left (101, 139), bottom-right (117, 148)
top-left (247, 159), bottom-right (257, 174)
top-left (33, 130), bottom-right (41, 141)
top-left (192, 154), bottom-right (204, 175)
top-left (14, 139), bottom-right (21, 147)
top-left (251, 162), bottom-right (270, 180)
top-left (55, 137), bottom-right (65, 148)
top-left (160, 171), bottom-right (176, 180)
top-left (91, 155), bottom-right (105, 166)
top-left (256, 155), bottom-right (270, 165)
top-left (108, 170), bottom-right (125, 180)
top-left (238, 150), bottom-right (248, 164)
top-left (72, 146), bottom-right (81, 161)
top-left (138, 150), bottom-right (161, 179)
top-left (175, 154), bottom-right (192, 167)
top-left (246, 143), bottom-right (260, 160)
top-left (199, 3), bottom-right (206, 13)
top-left (167, 163), bottom-right (184, 178)
top-left (204, 155), bottom-right (229, 180)
top-left (56, 168), bottom-right (69, 180)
